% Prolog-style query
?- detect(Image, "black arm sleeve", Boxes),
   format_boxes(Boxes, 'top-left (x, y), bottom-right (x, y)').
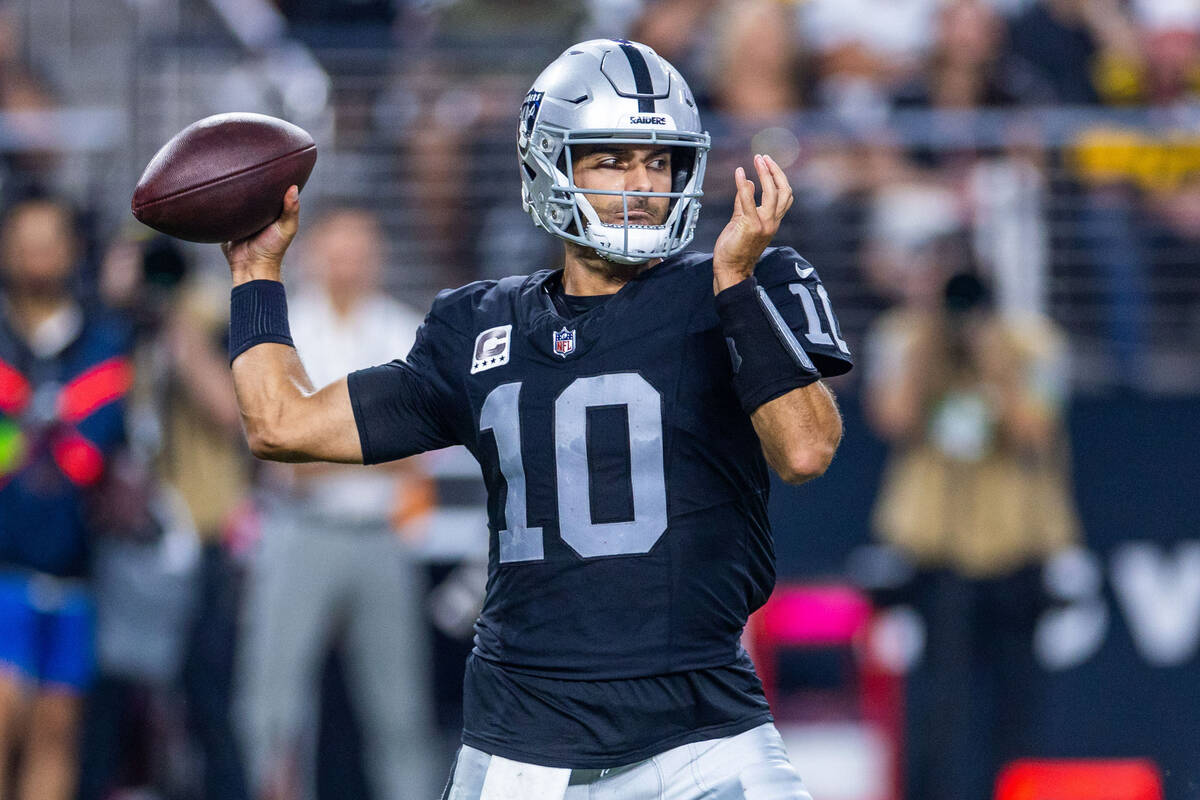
top-left (346, 318), bottom-right (462, 464)
top-left (716, 277), bottom-right (822, 414)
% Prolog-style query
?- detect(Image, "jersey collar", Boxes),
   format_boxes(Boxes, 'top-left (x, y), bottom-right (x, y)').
top-left (516, 252), bottom-right (701, 362)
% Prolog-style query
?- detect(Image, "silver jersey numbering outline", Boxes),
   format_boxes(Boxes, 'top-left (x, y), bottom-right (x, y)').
top-left (789, 281), bottom-right (850, 355)
top-left (479, 373), bottom-right (668, 563)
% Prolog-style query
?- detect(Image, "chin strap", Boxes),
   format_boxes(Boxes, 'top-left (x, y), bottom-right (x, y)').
top-left (593, 228), bottom-right (663, 265)
top-left (575, 194), bottom-right (669, 264)
top-left (597, 250), bottom-right (648, 265)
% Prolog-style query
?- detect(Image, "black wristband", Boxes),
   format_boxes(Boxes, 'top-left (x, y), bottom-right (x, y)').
top-left (229, 280), bottom-right (294, 364)
top-left (716, 276), bottom-right (821, 413)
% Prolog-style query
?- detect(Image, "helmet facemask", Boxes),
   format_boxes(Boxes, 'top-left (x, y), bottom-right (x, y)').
top-left (555, 132), bottom-right (707, 265)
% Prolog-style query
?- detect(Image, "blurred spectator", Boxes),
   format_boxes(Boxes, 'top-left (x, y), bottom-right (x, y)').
top-left (1063, 7), bottom-right (1199, 380)
top-left (0, 10), bottom-right (62, 198)
top-left (1081, 0), bottom-right (1200, 106)
top-left (861, 184), bottom-right (962, 307)
top-left (237, 206), bottom-right (437, 800)
top-left (628, 0), bottom-right (718, 77)
top-left (77, 234), bottom-right (251, 800)
top-left (894, 0), bottom-right (1019, 109)
top-left (1129, 0), bottom-right (1200, 104)
top-left (799, 0), bottom-right (940, 123)
top-left (802, 0), bottom-right (940, 76)
top-left (869, 124), bottom-right (1052, 326)
top-left (1006, 0), bottom-right (1141, 105)
top-left (863, 268), bottom-right (1079, 800)
top-left (380, 0), bottom-right (585, 283)
top-left (871, 0), bottom-right (1055, 322)
top-left (968, 147), bottom-right (1052, 318)
top-left (707, 0), bottom-right (804, 119)
top-left (159, 274), bottom-right (253, 800)
top-left (0, 197), bottom-right (131, 800)
top-left (883, 1), bottom-right (1051, 321)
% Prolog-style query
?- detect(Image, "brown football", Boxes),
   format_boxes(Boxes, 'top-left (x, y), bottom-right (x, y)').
top-left (131, 112), bottom-right (317, 243)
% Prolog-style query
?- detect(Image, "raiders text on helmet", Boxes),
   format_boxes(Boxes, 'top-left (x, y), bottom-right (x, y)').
top-left (518, 39), bottom-right (711, 264)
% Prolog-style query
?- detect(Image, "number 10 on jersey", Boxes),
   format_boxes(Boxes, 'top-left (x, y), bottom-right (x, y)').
top-left (479, 373), bottom-right (669, 563)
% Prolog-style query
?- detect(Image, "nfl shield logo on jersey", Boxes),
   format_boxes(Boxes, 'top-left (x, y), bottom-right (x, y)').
top-left (553, 327), bottom-right (576, 358)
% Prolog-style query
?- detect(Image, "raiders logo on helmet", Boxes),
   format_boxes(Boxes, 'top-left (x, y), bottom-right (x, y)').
top-left (518, 90), bottom-right (544, 149)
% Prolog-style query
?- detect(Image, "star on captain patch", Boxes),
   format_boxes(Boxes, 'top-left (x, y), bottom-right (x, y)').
top-left (553, 326), bottom-right (576, 358)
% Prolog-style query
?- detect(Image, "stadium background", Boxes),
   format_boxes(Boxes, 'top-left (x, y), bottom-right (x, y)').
top-left (1, 0), bottom-right (1198, 798)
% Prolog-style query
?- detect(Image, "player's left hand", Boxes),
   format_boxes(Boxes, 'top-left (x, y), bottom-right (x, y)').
top-left (713, 154), bottom-right (793, 292)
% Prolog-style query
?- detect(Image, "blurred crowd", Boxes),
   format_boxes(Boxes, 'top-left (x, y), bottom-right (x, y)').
top-left (0, 192), bottom-right (453, 800)
top-left (341, 0), bottom-right (1200, 386)
top-left (0, 0), bottom-right (1195, 799)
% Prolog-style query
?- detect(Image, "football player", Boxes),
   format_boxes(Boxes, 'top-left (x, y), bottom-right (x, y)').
top-left (222, 39), bottom-right (851, 800)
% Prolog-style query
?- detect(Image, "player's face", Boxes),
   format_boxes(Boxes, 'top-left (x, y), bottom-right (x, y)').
top-left (572, 145), bottom-right (672, 227)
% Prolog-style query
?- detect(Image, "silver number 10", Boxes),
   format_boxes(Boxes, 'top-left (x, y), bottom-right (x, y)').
top-left (479, 381), bottom-right (544, 562)
top-left (480, 373), bottom-right (668, 563)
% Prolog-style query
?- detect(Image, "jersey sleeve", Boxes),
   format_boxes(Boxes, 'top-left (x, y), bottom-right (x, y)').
top-left (346, 312), bottom-right (463, 464)
top-left (753, 246), bottom-right (854, 378)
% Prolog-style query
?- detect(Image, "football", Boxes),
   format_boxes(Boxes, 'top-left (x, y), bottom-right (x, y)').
top-left (131, 112), bottom-right (317, 243)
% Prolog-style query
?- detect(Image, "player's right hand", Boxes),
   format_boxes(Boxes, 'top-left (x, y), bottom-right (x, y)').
top-left (712, 154), bottom-right (793, 293)
top-left (221, 185), bottom-right (300, 285)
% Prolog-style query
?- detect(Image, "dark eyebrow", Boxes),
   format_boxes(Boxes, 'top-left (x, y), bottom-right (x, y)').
top-left (571, 145), bottom-right (616, 164)
top-left (575, 146), bottom-right (671, 161)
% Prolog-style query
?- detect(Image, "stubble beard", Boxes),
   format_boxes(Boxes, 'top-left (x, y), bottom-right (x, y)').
top-left (565, 239), bottom-right (651, 284)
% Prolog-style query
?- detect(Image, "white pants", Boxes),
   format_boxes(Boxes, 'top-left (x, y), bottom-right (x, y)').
top-left (442, 723), bottom-right (813, 800)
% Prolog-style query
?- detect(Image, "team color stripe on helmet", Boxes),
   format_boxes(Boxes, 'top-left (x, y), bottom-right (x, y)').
top-left (618, 42), bottom-right (656, 113)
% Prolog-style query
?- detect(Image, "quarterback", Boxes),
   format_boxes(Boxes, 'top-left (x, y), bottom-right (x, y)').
top-left (222, 39), bottom-right (851, 800)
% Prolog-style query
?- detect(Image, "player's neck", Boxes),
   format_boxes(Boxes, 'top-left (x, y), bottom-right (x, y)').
top-left (562, 245), bottom-right (660, 296)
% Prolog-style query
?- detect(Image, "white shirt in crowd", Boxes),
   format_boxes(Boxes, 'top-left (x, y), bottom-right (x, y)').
top-left (288, 288), bottom-right (425, 522)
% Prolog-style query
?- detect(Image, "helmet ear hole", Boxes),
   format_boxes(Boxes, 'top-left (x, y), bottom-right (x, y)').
top-left (671, 146), bottom-right (695, 194)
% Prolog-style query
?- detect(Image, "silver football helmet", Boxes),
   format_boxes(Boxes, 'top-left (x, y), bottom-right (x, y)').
top-left (518, 39), bottom-right (710, 265)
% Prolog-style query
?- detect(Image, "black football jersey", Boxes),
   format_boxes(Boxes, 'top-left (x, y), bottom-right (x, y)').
top-left (350, 246), bottom-right (851, 764)
top-left (349, 246), bottom-right (852, 680)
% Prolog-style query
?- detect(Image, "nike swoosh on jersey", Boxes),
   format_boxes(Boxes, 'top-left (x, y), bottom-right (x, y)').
top-left (795, 263), bottom-right (814, 279)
